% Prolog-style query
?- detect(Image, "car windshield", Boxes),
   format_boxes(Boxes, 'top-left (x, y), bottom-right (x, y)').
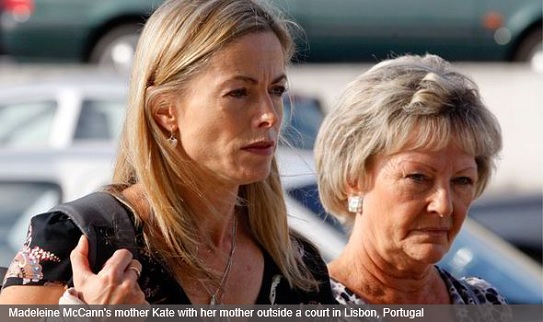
top-left (0, 100), bottom-right (57, 147)
top-left (0, 96), bottom-right (125, 148)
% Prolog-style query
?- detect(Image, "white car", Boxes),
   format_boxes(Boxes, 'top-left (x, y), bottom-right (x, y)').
top-left (0, 74), bottom-right (127, 149)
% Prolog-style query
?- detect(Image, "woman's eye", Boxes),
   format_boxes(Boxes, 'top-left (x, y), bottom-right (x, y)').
top-left (406, 173), bottom-right (427, 183)
top-left (228, 88), bottom-right (247, 98)
top-left (269, 85), bottom-right (287, 97)
top-left (453, 177), bottom-right (474, 186)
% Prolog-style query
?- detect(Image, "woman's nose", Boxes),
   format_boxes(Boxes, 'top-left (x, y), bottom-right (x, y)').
top-left (427, 186), bottom-right (454, 217)
top-left (255, 95), bottom-right (281, 129)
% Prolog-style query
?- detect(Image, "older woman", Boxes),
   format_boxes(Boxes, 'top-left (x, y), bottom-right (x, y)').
top-left (315, 54), bottom-right (508, 306)
top-left (0, 0), bottom-right (334, 305)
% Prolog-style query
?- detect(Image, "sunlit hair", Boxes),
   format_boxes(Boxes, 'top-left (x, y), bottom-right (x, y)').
top-left (111, 0), bottom-right (317, 291)
top-left (315, 54), bottom-right (502, 225)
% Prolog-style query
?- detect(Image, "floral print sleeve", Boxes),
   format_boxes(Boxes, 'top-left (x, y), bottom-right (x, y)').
top-left (2, 212), bottom-right (82, 289)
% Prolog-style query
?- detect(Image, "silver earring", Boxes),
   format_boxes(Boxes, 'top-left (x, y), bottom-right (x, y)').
top-left (167, 130), bottom-right (178, 147)
top-left (348, 195), bottom-right (363, 213)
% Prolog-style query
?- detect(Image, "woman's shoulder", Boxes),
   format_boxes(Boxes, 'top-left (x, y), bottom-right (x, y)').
top-left (258, 233), bottom-right (335, 304)
top-left (460, 276), bottom-right (509, 304)
top-left (2, 211), bottom-right (81, 288)
top-left (330, 277), bottom-right (366, 305)
top-left (437, 266), bottom-right (509, 304)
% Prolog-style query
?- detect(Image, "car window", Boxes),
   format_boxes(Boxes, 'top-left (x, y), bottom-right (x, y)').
top-left (0, 101), bottom-right (57, 147)
top-left (74, 99), bottom-right (125, 142)
top-left (0, 181), bottom-right (62, 267)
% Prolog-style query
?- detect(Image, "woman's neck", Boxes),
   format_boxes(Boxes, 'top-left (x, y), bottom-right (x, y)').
top-left (185, 185), bottom-right (239, 247)
top-left (328, 241), bottom-right (450, 304)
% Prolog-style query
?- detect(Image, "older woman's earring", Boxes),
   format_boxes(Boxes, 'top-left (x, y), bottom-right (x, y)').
top-left (348, 195), bottom-right (363, 213)
top-left (167, 130), bottom-right (178, 147)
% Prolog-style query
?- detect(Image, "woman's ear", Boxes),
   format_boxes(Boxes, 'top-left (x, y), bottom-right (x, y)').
top-left (346, 179), bottom-right (363, 195)
top-left (152, 92), bottom-right (178, 131)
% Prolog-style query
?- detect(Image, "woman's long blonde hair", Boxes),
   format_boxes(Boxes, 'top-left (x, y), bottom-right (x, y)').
top-left (112, 0), bottom-right (317, 291)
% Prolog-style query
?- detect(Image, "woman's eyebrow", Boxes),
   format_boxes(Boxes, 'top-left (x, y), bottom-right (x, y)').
top-left (226, 74), bottom-right (287, 84)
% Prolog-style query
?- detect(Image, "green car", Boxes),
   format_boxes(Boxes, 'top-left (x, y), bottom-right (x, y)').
top-left (1, 0), bottom-right (541, 70)
top-left (0, 0), bottom-right (165, 72)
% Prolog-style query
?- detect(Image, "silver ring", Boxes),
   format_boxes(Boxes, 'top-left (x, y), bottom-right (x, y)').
top-left (126, 265), bottom-right (141, 278)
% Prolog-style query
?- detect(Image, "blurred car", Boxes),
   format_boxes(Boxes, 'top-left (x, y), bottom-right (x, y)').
top-left (0, 146), bottom-right (541, 303)
top-left (0, 74), bottom-right (127, 148)
top-left (0, 73), bottom-right (324, 150)
top-left (469, 193), bottom-right (542, 264)
top-left (279, 0), bottom-right (542, 66)
top-left (0, 0), bottom-right (164, 72)
top-left (0, 0), bottom-right (541, 70)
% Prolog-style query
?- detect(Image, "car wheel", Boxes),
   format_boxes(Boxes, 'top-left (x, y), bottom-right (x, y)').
top-left (513, 27), bottom-right (543, 72)
top-left (90, 24), bottom-right (142, 73)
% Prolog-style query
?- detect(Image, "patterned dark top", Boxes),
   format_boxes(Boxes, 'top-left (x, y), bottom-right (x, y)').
top-left (2, 210), bottom-right (336, 304)
top-left (331, 266), bottom-right (512, 321)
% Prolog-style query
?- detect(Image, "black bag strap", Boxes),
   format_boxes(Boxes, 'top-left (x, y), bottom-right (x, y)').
top-left (51, 191), bottom-right (139, 274)
top-left (1, 191), bottom-right (138, 291)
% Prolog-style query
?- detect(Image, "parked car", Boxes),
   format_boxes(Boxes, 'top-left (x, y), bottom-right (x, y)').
top-left (0, 73), bottom-right (324, 150)
top-left (0, 0), bottom-right (164, 72)
top-left (0, 74), bottom-right (127, 148)
top-left (0, 146), bottom-right (541, 304)
top-left (0, 0), bottom-right (541, 70)
top-left (278, 0), bottom-right (542, 66)
top-left (469, 193), bottom-right (542, 264)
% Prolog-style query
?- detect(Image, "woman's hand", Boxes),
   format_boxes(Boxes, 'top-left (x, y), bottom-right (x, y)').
top-left (70, 235), bottom-right (148, 305)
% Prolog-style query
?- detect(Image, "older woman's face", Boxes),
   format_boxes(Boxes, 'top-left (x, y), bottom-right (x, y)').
top-left (360, 143), bottom-right (478, 267)
top-left (172, 31), bottom-right (286, 187)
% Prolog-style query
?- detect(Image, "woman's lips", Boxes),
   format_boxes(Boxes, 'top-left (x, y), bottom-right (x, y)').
top-left (413, 227), bottom-right (449, 236)
top-left (242, 141), bottom-right (275, 156)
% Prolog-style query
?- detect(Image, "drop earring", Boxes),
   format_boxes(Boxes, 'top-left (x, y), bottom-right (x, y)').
top-left (347, 195), bottom-right (363, 213)
top-left (167, 128), bottom-right (178, 147)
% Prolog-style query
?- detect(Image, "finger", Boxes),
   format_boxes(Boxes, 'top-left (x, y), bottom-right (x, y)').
top-left (70, 235), bottom-right (94, 287)
top-left (125, 259), bottom-right (142, 280)
top-left (99, 249), bottom-right (134, 278)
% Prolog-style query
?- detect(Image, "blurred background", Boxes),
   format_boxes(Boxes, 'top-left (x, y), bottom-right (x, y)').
top-left (0, 0), bottom-right (541, 303)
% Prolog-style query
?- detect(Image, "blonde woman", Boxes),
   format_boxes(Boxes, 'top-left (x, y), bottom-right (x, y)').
top-left (315, 54), bottom-right (510, 313)
top-left (1, 0), bottom-right (334, 305)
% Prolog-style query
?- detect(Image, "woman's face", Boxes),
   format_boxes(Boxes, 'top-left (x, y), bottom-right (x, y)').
top-left (171, 31), bottom-right (286, 187)
top-left (359, 143), bottom-right (478, 267)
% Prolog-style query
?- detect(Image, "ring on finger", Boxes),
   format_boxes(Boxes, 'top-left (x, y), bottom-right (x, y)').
top-left (126, 265), bottom-right (142, 278)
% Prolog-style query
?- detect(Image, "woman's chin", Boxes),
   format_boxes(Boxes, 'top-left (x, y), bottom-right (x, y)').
top-left (406, 244), bottom-right (449, 265)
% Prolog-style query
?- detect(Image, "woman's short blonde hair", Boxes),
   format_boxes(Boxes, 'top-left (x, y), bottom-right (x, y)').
top-left (113, 0), bottom-right (317, 291)
top-left (315, 54), bottom-right (502, 224)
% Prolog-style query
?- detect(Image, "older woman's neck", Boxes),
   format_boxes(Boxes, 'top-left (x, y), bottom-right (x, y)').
top-left (329, 236), bottom-right (450, 304)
